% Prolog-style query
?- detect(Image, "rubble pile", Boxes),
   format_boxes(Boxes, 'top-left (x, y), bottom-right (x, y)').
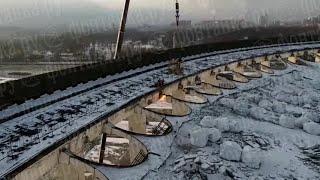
top-left (170, 115), bottom-right (273, 179)
top-left (169, 70), bottom-right (320, 179)
top-left (299, 144), bottom-right (320, 173)
top-left (216, 73), bottom-right (320, 137)
top-left (150, 64), bottom-right (320, 180)
top-left (172, 152), bottom-right (221, 179)
top-left (171, 139), bottom-right (265, 180)
top-left (241, 132), bottom-right (271, 151)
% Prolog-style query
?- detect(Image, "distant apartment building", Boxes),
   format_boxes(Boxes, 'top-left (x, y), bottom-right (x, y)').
top-left (84, 43), bottom-right (115, 61)
top-left (171, 20), bottom-right (192, 28)
top-left (195, 19), bottom-right (249, 30)
top-left (303, 15), bottom-right (320, 26)
top-left (60, 52), bottom-right (76, 61)
top-left (29, 50), bottom-right (45, 59)
top-left (44, 51), bottom-right (54, 60)
top-left (259, 13), bottom-right (270, 27)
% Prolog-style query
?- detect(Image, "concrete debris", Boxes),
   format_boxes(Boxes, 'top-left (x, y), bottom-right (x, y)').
top-left (279, 114), bottom-right (295, 129)
top-left (241, 146), bottom-right (261, 169)
top-left (294, 116), bottom-right (312, 129)
top-left (173, 159), bottom-right (187, 172)
top-left (303, 111), bottom-right (320, 123)
top-left (200, 116), bottom-right (217, 128)
top-left (208, 128), bottom-right (222, 143)
top-left (220, 141), bottom-right (242, 162)
top-left (233, 101), bottom-right (251, 116)
top-left (286, 106), bottom-right (304, 117)
top-left (207, 173), bottom-right (232, 180)
top-left (194, 157), bottom-right (201, 164)
top-left (275, 91), bottom-right (292, 104)
top-left (248, 176), bottom-right (264, 180)
top-left (228, 119), bottom-right (242, 133)
top-left (212, 116), bottom-right (243, 133)
top-left (303, 122), bottom-right (320, 136)
top-left (185, 154), bottom-right (197, 160)
top-left (172, 152), bottom-right (221, 179)
top-left (292, 71), bottom-right (303, 81)
top-left (216, 117), bottom-right (231, 132)
top-left (190, 128), bottom-right (210, 147)
top-left (272, 101), bottom-right (287, 114)
top-left (201, 162), bottom-right (210, 170)
top-left (241, 132), bottom-right (271, 150)
top-left (219, 98), bottom-right (234, 109)
top-left (300, 144), bottom-right (320, 173)
top-left (218, 165), bottom-right (238, 179)
top-left (258, 99), bottom-right (273, 111)
top-left (249, 106), bottom-right (278, 124)
top-left (190, 127), bottom-right (222, 147)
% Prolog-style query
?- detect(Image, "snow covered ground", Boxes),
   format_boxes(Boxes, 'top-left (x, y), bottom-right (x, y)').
top-left (0, 77), bottom-right (17, 84)
top-left (0, 43), bottom-right (320, 178)
top-left (140, 63), bottom-right (320, 180)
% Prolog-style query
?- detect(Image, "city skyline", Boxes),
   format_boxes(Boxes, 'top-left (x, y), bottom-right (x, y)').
top-left (0, 0), bottom-right (319, 28)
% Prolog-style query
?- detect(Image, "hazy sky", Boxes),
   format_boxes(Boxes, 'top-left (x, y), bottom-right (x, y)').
top-left (0, 0), bottom-right (319, 28)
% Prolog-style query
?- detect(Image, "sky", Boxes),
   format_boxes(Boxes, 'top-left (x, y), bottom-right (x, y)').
top-left (0, 0), bottom-right (319, 28)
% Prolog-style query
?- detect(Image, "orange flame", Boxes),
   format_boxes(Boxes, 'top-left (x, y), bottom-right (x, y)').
top-left (159, 95), bottom-right (166, 102)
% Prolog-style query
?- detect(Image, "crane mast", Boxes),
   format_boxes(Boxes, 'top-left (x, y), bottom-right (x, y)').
top-left (175, 0), bottom-right (180, 27)
top-left (113, 0), bottom-right (180, 59)
top-left (114, 0), bottom-right (131, 59)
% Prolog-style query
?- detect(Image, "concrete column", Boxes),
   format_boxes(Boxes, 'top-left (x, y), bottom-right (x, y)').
top-left (129, 110), bottom-right (146, 134)
top-left (84, 172), bottom-right (93, 180)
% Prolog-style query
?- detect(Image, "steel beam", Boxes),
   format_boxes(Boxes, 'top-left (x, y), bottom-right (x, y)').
top-left (98, 133), bottom-right (107, 163)
top-left (114, 0), bottom-right (131, 59)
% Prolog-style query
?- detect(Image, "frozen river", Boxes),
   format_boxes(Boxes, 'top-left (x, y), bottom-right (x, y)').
top-left (0, 62), bottom-right (91, 84)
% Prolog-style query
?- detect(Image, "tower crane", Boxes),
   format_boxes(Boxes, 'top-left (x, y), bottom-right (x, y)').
top-left (113, 0), bottom-right (180, 59)
top-left (114, 0), bottom-right (131, 59)
top-left (175, 0), bottom-right (180, 27)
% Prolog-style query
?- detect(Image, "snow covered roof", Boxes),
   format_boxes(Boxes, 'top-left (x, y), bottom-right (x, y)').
top-left (0, 42), bottom-right (320, 178)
